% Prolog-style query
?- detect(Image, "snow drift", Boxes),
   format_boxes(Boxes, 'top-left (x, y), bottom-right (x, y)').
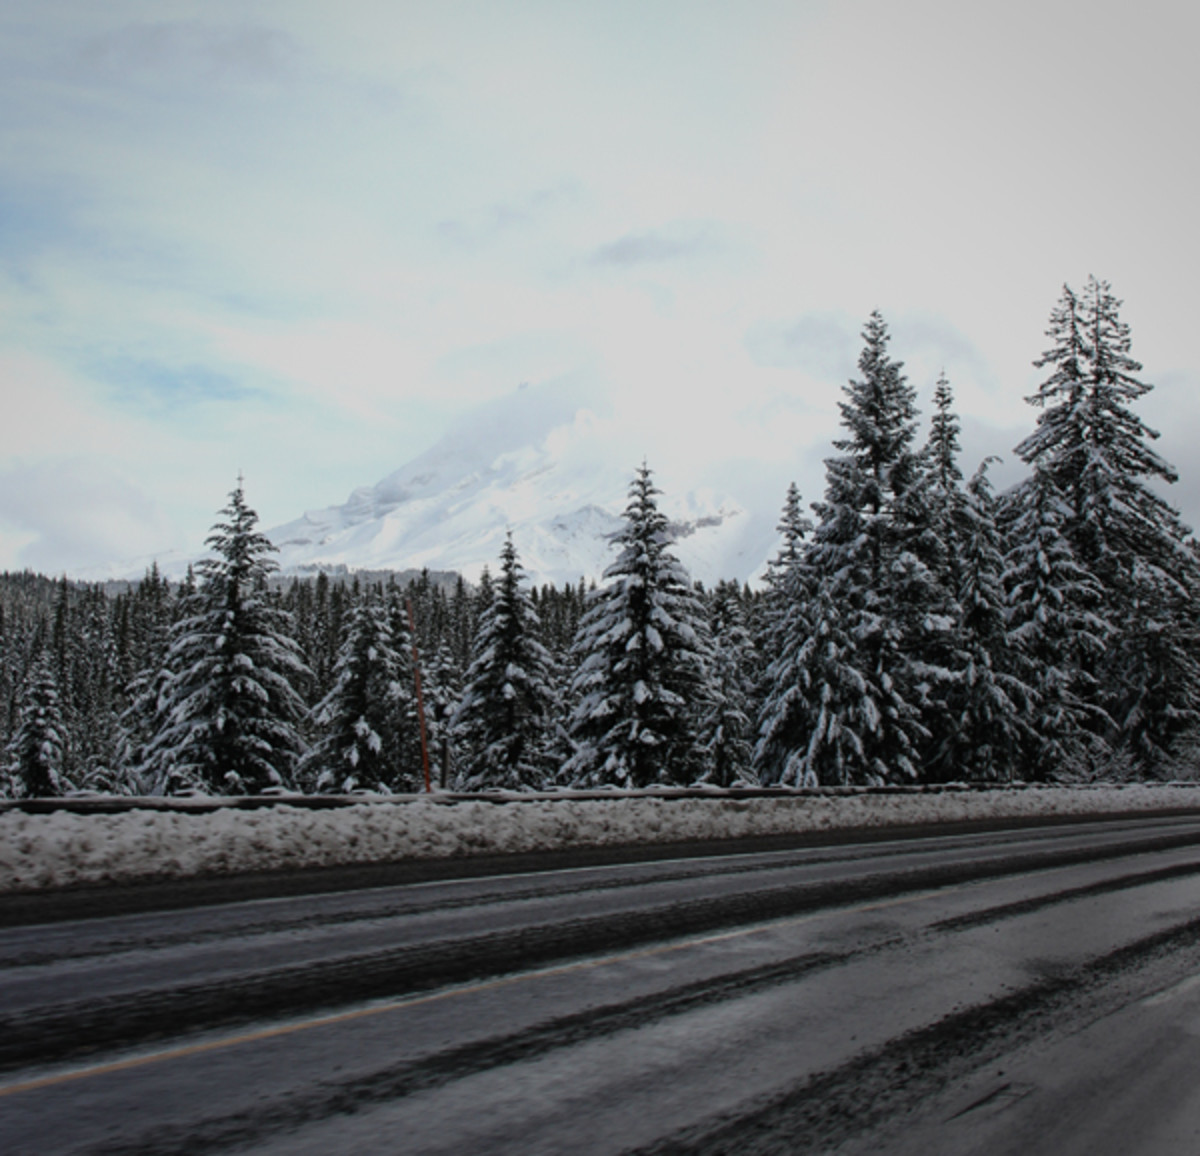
top-left (3, 784), bottom-right (1200, 895)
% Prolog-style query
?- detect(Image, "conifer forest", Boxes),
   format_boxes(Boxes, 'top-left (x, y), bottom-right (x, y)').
top-left (4, 278), bottom-right (1199, 797)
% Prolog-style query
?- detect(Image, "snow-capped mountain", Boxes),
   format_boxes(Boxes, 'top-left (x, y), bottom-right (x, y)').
top-left (266, 381), bottom-right (779, 587)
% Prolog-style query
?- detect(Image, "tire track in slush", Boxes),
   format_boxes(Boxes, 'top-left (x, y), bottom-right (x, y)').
top-left (634, 917), bottom-right (1200, 1155)
top-left (6, 825), bottom-right (1200, 1073)
top-left (41, 865), bottom-right (1200, 1155)
top-left (7, 819), bottom-right (1176, 969)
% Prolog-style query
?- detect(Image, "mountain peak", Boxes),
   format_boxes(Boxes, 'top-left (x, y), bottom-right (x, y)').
top-left (267, 382), bottom-right (775, 587)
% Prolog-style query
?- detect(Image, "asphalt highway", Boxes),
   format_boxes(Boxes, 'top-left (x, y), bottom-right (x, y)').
top-left (3, 812), bottom-right (1200, 1154)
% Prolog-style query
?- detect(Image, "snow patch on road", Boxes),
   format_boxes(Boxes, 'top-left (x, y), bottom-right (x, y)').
top-left (2, 785), bottom-right (1200, 894)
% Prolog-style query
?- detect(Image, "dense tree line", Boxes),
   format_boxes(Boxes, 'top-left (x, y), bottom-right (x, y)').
top-left (753, 279), bottom-right (1200, 786)
top-left (4, 278), bottom-right (1198, 796)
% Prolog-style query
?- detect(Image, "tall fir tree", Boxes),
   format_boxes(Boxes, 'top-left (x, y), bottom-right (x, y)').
top-left (904, 380), bottom-right (1028, 780)
top-left (1016, 277), bottom-right (1200, 768)
top-left (755, 482), bottom-right (815, 671)
top-left (119, 568), bottom-right (182, 788)
top-left (381, 583), bottom-right (427, 792)
top-left (891, 373), bottom-right (963, 758)
top-left (759, 313), bottom-right (932, 785)
top-left (928, 460), bottom-right (1030, 781)
top-left (564, 464), bottom-right (715, 787)
top-left (699, 581), bottom-right (757, 786)
top-left (6, 652), bottom-right (67, 797)
top-left (141, 481), bottom-right (311, 794)
top-left (300, 589), bottom-right (410, 793)
top-left (753, 484), bottom-right (821, 784)
top-left (1003, 475), bottom-right (1112, 780)
top-left (453, 534), bottom-right (558, 790)
top-left (916, 372), bottom-right (966, 585)
top-left (763, 483), bottom-right (812, 592)
top-left (447, 575), bottom-right (475, 671)
top-left (422, 640), bottom-right (463, 790)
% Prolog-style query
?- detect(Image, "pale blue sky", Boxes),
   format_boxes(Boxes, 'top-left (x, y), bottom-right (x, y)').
top-left (2, 0), bottom-right (1198, 573)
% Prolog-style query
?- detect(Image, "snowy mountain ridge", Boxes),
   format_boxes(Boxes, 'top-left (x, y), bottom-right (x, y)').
top-left (266, 383), bottom-right (776, 588)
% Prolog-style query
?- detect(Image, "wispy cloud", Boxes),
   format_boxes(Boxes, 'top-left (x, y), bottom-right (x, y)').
top-left (87, 355), bottom-right (265, 410)
top-left (588, 226), bottom-right (721, 268)
top-left (71, 20), bottom-right (301, 90)
top-left (0, 458), bottom-right (172, 573)
top-left (892, 314), bottom-right (1000, 396)
top-left (744, 312), bottom-right (859, 382)
top-left (437, 182), bottom-right (580, 248)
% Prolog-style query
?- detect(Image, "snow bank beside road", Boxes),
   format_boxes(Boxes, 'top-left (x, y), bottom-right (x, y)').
top-left (3, 784), bottom-right (1200, 894)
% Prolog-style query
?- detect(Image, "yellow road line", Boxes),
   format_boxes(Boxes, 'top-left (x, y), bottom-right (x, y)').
top-left (0, 887), bottom-right (940, 1100)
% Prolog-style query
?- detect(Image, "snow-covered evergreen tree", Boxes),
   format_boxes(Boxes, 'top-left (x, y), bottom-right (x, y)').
top-left (473, 566), bottom-right (494, 629)
top-left (141, 481), bottom-right (310, 795)
top-left (1003, 475), bottom-right (1112, 780)
top-left (453, 534), bottom-right (558, 790)
top-left (565, 464), bottom-right (715, 787)
top-left (926, 374), bottom-right (962, 489)
top-left (118, 566), bottom-right (176, 788)
top-left (755, 483), bottom-right (815, 669)
top-left (1016, 277), bottom-right (1200, 767)
top-left (927, 460), bottom-right (1030, 781)
top-left (698, 581), bottom-right (757, 786)
top-left (752, 484), bottom-right (821, 785)
top-left (422, 640), bottom-right (463, 789)
top-left (888, 374), bottom-right (965, 758)
top-left (7, 652), bottom-right (67, 797)
top-left (381, 584), bottom-right (428, 791)
top-left (446, 575), bottom-right (475, 671)
top-left (759, 313), bottom-right (931, 785)
top-left (891, 379), bottom-right (1026, 780)
top-left (762, 483), bottom-right (812, 594)
top-left (301, 589), bottom-right (409, 793)
top-left (915, 372), bottom-right (966, 584)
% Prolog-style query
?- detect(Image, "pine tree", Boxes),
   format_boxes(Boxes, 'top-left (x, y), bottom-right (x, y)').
top-left (928, 461), bottom-right (1030, 781)
top-left (917, 373), bottom-right (966, 585)
top-left (753, 485), bottom-right (820, 785)
top-left (119, 567), bottom-right (182, 789)
top-left (382, 583), bottom-right (427, 792)
top-left (448, 575), bottom-right (475, 671)
top-left (472, 566), bottom-right (494, 638)
top-left (141, 481), bottom-right (310, 794)
top-left (301, 589), bottom-right (409, 793)
top-left (423, 641), bottom-right (463, 789)
top-left (890, 374), bottom-right (965, 761)
top-left (307, 571), bottom-right (337, 701)
top-left (763, 483), bottom-right (812, 593)
top-left (1016, 277), bottom-right (1200, 768)
top-left (755, 482), bottom-right (815, 669)
top-left (69, 584), bottom-right (127, 790)
top-left (1003, 475), bottom-right (1112, 780)
top-left (0, 603), bottom-right (12, 772)
top-left (7, 652), bottom-right (67, 797)
top-left (453, 534), bottom-right (558, 790)
top-left (759, 313), bottom-right (931, 785)
top-left (565, 464), bottom-right (715, 787)
top-left (699, 581), bottom-right (757, 786)
top-left (898, 379), bottom-right (1027, 780)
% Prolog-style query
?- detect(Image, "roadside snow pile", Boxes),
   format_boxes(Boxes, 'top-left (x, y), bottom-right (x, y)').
top-left (2, 784), bottom-right (1200, 894)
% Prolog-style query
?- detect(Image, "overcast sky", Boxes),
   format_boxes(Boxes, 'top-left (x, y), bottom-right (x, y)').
top-left (2, 0), bottom-right (1198, 575)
